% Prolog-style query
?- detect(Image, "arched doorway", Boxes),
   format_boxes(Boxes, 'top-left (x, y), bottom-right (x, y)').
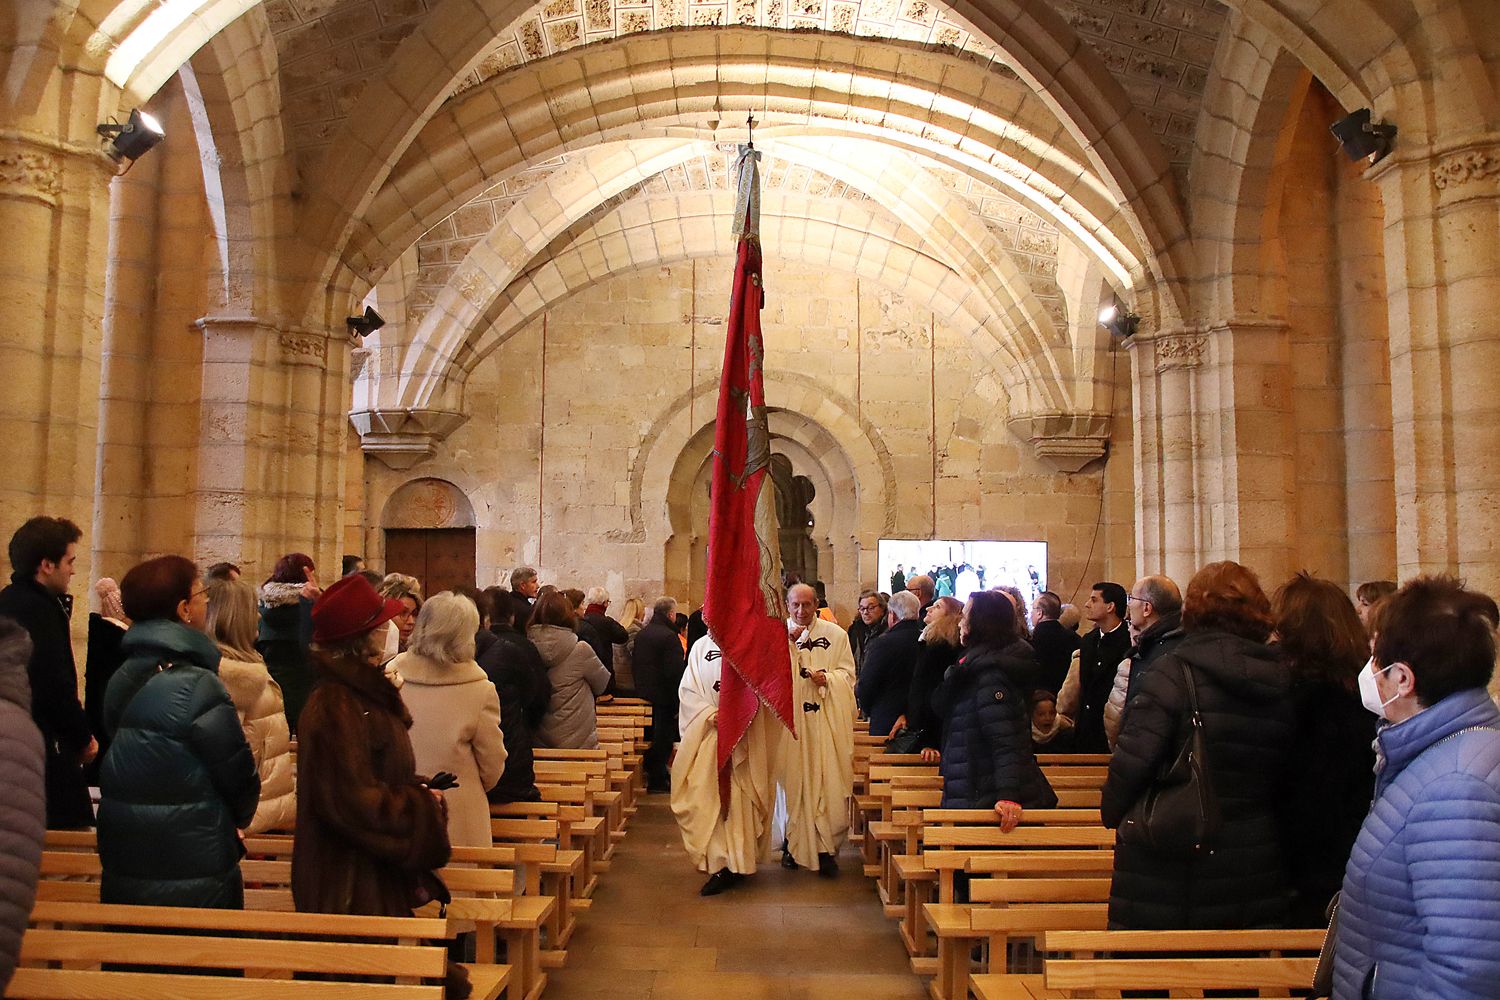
top-left (381, 478), bottom-right (477, 597)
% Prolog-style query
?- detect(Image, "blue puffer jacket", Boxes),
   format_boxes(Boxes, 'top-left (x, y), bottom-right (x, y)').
top-left (1333, 687), bottom-right (1500, 1000)
top-left (935, 640), bottom-right (1057, 810)
top-left (98, 620), bottom-right (260, 908)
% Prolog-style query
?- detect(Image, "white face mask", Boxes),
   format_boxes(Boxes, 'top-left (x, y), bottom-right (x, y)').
top-left (1358, 656), bottom-right (1399, 717)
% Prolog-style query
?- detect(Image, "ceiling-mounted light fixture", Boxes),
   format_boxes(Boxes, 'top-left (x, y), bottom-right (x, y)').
top-left (1098, 301), bottom-right (1139, 340)
top-left (346, 305), bottom-right (386, 338)
top-left (96, 108), bottom-right (165, 166)
top-left (1329, 108), bottom-right (1397, 165)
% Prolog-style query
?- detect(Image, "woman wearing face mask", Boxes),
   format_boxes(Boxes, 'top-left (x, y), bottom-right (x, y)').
top-left (1333, 577), bottom-right (1500, 1000)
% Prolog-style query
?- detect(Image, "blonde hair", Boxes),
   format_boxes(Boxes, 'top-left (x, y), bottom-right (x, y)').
top-left (407, 591), bottom-right (479, 663)
top-left (206, 576), bottom-right (262, 662)
top-left (920, 596), bottom-right (963, 647)
top-left (618, 597), bottom-right (644, 628)
top-left (379, 573), bottom-right (422, 603)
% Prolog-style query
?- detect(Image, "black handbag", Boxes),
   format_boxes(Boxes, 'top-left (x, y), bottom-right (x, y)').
top-left (1118, 661), bottom-right (1220, 853)
top-left (885, 727), bottom-right (925, 755)
top-left (1309, 891), bottom-right (1340, 998)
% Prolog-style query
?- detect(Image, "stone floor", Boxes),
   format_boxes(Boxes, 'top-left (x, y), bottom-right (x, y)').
top-left (547, 794), bottom-right (926, 999)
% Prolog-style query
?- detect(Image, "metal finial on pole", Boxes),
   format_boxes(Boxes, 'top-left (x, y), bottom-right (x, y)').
top-left (747, 112), bottom-right (755, 149)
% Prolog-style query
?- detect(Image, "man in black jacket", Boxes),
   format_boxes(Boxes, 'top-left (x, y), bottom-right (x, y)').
top-left (1030, 591), bottom-right (1080, 693)
top-left (856, 591), bottom-right (922, 736)
top-left (1123, 576), bottom-right (1184, 706)
top-left (479, 597), bottom-right (552, 804)
top-left (847, 590), bottom-right (887, 673)
top-left (633, 597), bottom-right (686, 792)
top-left (0, 516), bottom-right (95, 828)
top-left (509, 566), bottom-right (540, 628)
top-left (1064, 581), bottom-right (1131, 754)
top-left (581, 587), bottom-right (630, 693)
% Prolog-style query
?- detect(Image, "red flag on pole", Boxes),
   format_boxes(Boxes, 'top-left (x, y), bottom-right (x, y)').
top-left (703, 137), bottom-right (796, 801)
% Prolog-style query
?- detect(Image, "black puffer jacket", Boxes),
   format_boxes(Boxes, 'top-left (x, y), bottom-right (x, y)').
top-left (0, 620), bottom-right (44, 993)
top-left (935, 641), bottom-right (1057, 810)
top-left (1101, 629), bottom-right (1293, 929)
top-left (98, 620), bottom-right (261, 908)
top-left (479, 624), bottom-right (552, 804)
top-left (257, 583), bottom-right (314, 733)
top-left (909, 638), bottom-right (961, 751)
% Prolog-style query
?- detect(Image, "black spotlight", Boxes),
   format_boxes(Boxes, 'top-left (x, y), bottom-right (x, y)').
top-left (96, 108), bottom-right (165, 163)
top-left (346, 305), bottom-right (386, 338)
top-left (1098, 301), bottom-right (1139, 340)
top-left (1330, 108), bottom-right (1396, 164)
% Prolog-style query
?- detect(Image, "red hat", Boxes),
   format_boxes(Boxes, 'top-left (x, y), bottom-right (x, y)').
top-left (311, 574), bottom-right (406, 645)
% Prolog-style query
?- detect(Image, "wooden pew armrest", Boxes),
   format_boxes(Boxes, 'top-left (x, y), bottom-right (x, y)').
top-left (970, 973), bottom-right (1057, 1000)
top-left (458, 963), bottom-right (513, 1000)
top-left (925, 904), bottom-right (974, 938)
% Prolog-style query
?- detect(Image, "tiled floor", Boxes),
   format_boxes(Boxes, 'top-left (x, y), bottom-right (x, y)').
top-left (548, 795), bottom-right (926, 999)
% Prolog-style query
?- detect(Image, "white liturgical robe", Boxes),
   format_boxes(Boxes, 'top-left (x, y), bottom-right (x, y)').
top-left (781, 616), bottom-right (857, 868)
top-left (670, 635), bottom-right (784, 875)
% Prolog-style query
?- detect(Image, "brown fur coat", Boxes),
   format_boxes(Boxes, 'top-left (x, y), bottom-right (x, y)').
top-left (291, 649), bottom-right (450, 916)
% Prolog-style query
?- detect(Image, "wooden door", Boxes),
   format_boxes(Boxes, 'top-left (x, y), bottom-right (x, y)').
top-left (383, 528), bottom-right (476, 598)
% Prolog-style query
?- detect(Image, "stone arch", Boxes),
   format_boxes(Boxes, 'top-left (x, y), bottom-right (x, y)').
top-left (655, 394), bottom-right (883, 608)
top-left (394, 137), bottom-right (1070, 419)
top-left (1186, 14), bottom-right (1318, 322)
top-left (443, 192), bottom-right (1077, 417)
top-left (380, 476), bottom-right (477, 528)
top-left (345, 33), bottom-right (1133, 288)
top-left (176, 8), bottom-right (289, 315)
top-left (299, 10), bottom-right (1186, 317)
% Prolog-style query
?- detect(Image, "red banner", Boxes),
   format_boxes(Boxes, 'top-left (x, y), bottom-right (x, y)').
top-left (703, 155), bottom-right (795, 796)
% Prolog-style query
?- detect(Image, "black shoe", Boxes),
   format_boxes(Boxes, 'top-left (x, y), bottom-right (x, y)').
top-left (700, 868), bottom-right (742, 896)
top-left (780, 851), bottom-right (798, 870)
top-left (817, 853), bottom-right (839, 878)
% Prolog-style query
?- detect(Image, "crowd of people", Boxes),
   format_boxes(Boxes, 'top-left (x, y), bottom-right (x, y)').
top-left (2, 509), bottom-right (1499, 997)
top-left (849, 566), bottom-right (1500, 996)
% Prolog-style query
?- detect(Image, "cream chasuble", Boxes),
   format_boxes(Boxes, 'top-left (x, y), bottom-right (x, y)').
top-left (781, 616), bottom-right (857, 868)
top-left (670, 635), bottom-right (784, 875)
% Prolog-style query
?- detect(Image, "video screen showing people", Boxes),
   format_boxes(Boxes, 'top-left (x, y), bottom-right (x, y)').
top-left (877, 539), bottom-right (1047, 606)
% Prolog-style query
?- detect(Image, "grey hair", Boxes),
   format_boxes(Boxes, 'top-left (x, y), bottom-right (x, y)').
top-left (787, 583), bottom-right (818, 603)
top-left (1134, 575), bottom-right (1183, 616)
top-left (887, 590), bottom-right (921, 622)
top-left (510, 566), bottom-right (537, 589)
top-left (585, 586), bottom-right (610, 606)
top-left (649, 596), bottom-right (678, 624)
top-left (407, 591), bottom-right (479, 663)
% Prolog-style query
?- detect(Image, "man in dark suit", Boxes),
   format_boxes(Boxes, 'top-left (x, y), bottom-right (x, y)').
top-left (855, 591), bottom-right (923, 737)
top-left (1063, 581), bottom-right (1131, 754)
top-left (0, 516), bottom-right (95, 828)
top-left (1030, 590), bottom-right (1080, 693)
top-left (509, 566), bottom-right (540, 627)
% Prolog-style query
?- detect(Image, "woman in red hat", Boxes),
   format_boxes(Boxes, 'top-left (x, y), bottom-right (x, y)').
top-left (291, 574), bottom-right (451, 917)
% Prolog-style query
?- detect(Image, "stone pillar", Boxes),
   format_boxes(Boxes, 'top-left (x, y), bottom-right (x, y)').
top-left (0, 124), bottom-right (116, 569)
top-left (1127, 328), bottom-right (1208, 584)
top-left (1373, 135), bottom-right (1500, 593)
top-left (195, 316), bottom-right (351, 578)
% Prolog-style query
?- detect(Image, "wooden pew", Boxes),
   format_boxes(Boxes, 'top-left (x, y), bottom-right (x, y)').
top-left (970, 928), bottom-right (1325, 1000)
top-left (13, 899), bottom-right (510, 1000)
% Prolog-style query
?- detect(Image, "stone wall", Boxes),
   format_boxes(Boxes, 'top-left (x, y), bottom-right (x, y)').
top-left (362, 258), bottom-right (1134, 621)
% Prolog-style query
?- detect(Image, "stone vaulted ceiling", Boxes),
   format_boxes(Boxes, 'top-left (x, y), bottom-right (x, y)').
top-left (263, 0), bottom-right (1228, 174)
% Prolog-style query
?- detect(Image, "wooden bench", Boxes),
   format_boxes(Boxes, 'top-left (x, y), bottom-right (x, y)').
top-left (13, 899), bottom-right (510, 1000)
top-left (970, 928), bottom-right (1325, 999)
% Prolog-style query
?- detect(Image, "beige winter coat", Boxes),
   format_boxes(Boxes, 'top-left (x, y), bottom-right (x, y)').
top-left (393, 651), bottom-right (506, 847)
top-left (216, 654), bottom-right (296, 834)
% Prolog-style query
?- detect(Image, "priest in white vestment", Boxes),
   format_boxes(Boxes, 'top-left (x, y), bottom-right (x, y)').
top-left (671, 633), bottom-right (785, 895)
top-left (780, 583), bottom-right (857, 876)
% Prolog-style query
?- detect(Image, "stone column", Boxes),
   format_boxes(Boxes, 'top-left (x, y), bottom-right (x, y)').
top-left (0, 124), bottom-right (116, 566)
top-left (1373, 135), bottom-right (1500, 593)
top-left (1127, 328), bottom-right (1208, 584)
top-left (195, 316), bottom-right (351, 578)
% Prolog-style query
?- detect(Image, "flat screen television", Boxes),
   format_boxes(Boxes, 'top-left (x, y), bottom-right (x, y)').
top-left (877, 539), bottom-right (1047, 605)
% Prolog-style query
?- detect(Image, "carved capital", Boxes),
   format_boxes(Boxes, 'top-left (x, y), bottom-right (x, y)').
top-left (278, 330), bottom-right (330, 367)
top-left (0, 145), bottom-right (61, 206)
top-left (1152, 333), bottom-right (1209, 374)
top-left (1433, 144), bottom-right (1500, 194)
